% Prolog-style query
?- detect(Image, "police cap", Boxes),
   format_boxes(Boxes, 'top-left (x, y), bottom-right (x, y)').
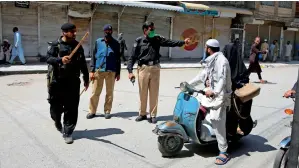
top-left (103, 24), bottom-right (112, 31)
top-left (142, 21), bottom-right (154, 30)
top-left (61, 23), bottom-right (76, 32)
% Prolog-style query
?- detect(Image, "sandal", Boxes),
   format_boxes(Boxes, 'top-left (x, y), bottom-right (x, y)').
top-left (215, 152), bottom-right (230, 165)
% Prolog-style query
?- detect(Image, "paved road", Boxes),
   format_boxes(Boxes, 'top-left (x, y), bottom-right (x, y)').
top-left (0, 67), bottom-right (297, 168)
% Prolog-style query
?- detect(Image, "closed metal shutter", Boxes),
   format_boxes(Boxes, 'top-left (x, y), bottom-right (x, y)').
top-left (284, 30), bottom-right (296, 58)
top-left (2, 2), bottom-right (38, 56)
top-left (259, 25), bottom-right (269, 42)
top-left (69, 16), bottom-right (91, 57)
top-left (147, 16), bottom-right (170, 58)
top-left (120, 13), bottom-right (144, 57)
top-left (92, 11), bottom-right (118, 49)
top-left (172, 14), bottom-right (204, 59)
top-left (244, 24), bottom-right (258, 58)
top-left (214, 18), bottom-right (231, 50)
top-left (40, 4), bottom-right (67, 56)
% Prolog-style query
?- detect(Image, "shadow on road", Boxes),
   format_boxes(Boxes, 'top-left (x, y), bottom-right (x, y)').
top-left (73, 128), bottom-right (145, 158)
top-left (228, 134), bottom-right (276, 158)
top-left (172, 134), bottom-right (276, 159)
top-left (73, 128), bottom-right (124, 141)
top-left (114, 111), bottom-right (139, 119)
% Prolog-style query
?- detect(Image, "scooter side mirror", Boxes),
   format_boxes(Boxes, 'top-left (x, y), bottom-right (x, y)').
top-left (180, 82), bottom-right (189, 92)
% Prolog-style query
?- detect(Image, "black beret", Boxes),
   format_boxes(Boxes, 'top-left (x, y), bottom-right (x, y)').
top-left (61, 23), bottom-right (76, 31)
top-left (103, 24), bottom-right (112, 31)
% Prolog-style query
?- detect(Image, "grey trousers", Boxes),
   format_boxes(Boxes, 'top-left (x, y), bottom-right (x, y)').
top-left (210, 106), bottom-right (228, 153)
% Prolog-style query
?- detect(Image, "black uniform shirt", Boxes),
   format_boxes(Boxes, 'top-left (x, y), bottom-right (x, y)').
top-left (127, 35), bottom-right (185, 73)
top-left (46, 36), bottom-right (89, 84)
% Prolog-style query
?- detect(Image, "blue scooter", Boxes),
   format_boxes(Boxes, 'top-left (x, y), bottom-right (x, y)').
top-left (273, 95), bottom-right (295, 168)
top-left (152, 82), bottom-right (256, 157)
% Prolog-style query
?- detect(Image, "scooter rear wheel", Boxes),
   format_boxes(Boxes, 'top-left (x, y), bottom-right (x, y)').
top-left (158, 135), bottom-right (184, 157)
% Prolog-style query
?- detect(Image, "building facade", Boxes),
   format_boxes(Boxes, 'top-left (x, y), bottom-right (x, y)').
top-left (1, 1), bottom-right (297, 61)
top-left (243, 1), bottom-right (297, 60)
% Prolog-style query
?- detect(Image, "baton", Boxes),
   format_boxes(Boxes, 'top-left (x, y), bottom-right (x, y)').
top-left (69, 32), bottom-right (89, 59)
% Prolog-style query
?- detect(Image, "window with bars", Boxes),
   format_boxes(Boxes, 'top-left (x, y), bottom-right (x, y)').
top-left (278, 1), bottom-right (292, 9)
top-left (260, 1), bottom-right (274, 6)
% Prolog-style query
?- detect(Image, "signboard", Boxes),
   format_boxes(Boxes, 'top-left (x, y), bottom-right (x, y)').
top-left (180, 3), bottom-right (219, 16)
top-left (15, 1), bottom-right (30, 8)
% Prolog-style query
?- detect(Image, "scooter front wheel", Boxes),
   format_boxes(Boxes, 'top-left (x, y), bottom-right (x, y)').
top-left (158, 135), bottom-right (184, 157)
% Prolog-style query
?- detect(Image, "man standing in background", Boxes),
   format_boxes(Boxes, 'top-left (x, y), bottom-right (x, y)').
top-left (261, 39), bottom-right (269, 62)
top-left (285, 41), bottom-right (293, 62)
top-left (118, 33), bottom-right (128, 65)
top-left (9, 27), bottom-right (26, 65)
top-left (271, 40), bottom-right (279, 62)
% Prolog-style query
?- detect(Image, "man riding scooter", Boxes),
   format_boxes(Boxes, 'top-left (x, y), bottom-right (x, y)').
top-left (188, 39), bottom-right (232, 165)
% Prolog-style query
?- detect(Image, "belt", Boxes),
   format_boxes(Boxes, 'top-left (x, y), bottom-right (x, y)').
top-left (138, 60), bottom-right (159, 66)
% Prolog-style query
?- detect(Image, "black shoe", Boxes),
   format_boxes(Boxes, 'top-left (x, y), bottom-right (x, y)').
top-left (135, 115), bottom-right (147, 122)
top-left (63, 134), bottom-right (73, 144)
top-left (124, 62), bottom-right (127, 66)
top-left (148, 117), bottom-right (157, 124)
top-left (86, 113), bottom-right (96, 119)
top-left (55, 122), bottom-right (62, 133)
top-left (105, 113), bottom-right (112, 119)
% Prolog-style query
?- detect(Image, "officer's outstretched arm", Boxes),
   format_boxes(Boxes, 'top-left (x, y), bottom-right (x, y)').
top-left (46, 43), bottom-right (61, 65)
top-left (159, 36), bottom-right (185, 47)
top-left (127, 40), bottom-right (139, 73)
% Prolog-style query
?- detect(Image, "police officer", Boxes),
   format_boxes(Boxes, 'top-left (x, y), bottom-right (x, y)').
top-left (46, 23), bottom-right (89, 144)
top-left (127, 21), bottom-right (190, 124)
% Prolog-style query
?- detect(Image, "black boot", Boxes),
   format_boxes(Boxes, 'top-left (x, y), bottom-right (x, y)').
top-left (135, 115), bottom-right (147, 122)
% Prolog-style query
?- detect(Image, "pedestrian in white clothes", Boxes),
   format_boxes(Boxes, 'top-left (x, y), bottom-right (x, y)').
top-left (188, 39), bottom-right (232, 165)
top-left (285, 41), bottom-right (293, 62)
top-left (9, 27), bottom-right (26, 65)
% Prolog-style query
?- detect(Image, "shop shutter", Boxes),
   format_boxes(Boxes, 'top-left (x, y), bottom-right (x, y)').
top-left (2, 2), bottom-right (38, 56)
top-left (172, 14), bottom-right (204, 59)
top-left (40, 4), bottom-right (67, 56)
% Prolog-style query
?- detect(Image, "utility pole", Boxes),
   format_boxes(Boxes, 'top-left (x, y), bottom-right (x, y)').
top-left (287, 68), bottom-right (299, 168)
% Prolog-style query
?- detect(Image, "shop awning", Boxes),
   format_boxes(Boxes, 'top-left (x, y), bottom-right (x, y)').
top-left (90, 1), bottom-right (184, 12)
top-left (180, 2), bottom-right (253, 15)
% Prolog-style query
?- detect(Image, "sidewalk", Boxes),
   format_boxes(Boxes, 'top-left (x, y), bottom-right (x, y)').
top-left (1, 58), bottom-right (299, 75)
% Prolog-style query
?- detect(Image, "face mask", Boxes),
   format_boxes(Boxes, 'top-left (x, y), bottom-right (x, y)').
top-left (105, 32), bottom-right (112, 39)
top-left (147, 30), bottom-right (156, 38)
